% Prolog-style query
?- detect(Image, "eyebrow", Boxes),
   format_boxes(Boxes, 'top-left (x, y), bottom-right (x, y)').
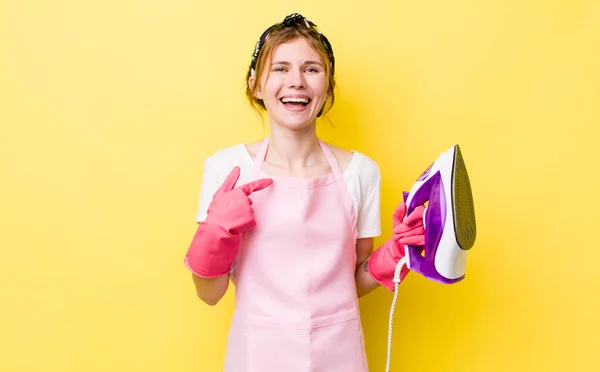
top-left (271, 60), bottom-right (323, 66)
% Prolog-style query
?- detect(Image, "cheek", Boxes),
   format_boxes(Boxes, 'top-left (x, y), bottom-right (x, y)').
top-left (312, 78), bottom-right (329, 99)
top-left (262, 73), bottom-right (282, 88)
top-left (262, 80), bottom-right (283, 100)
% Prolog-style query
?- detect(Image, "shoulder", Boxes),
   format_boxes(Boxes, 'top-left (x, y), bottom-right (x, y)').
top-left (348, 151), bottom-right (381, 182)
top-left (244, 140), bottom-right (262, 161)
top-left (323, 141), bottom-right (381, 197)
top-left (202, 143), bottom-right (254, 184)
top-left (203, 142), bottom-right (255, 171)
top-left (342, 150), bottom-right (382, 237)
top-left (322, 141), bottom-right (378, 172)
top-left (324, 142), bottom-right (359, 173)
top-left (322, 141), bottom-right (381, 184)
top-left (348, 151), bottom-right (381, 207)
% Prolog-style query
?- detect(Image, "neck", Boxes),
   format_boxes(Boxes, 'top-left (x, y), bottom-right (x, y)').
top-left (266, 121), bottom-right (324, 170)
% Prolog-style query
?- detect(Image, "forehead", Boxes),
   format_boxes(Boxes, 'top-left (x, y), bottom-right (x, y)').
top-left (270, 37), bottom-right (323, 63)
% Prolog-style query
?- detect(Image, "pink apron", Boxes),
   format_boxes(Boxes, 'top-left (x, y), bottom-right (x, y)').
top-left (223, 137), bottom-right (369, 372)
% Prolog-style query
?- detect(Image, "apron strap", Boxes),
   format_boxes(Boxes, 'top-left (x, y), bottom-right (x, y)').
top-left (319, 139), bottom-right (356, 235)
top-left (250, 136), bottom-right (270, 179)
top-left (318, 139), bottom-right (344, 184)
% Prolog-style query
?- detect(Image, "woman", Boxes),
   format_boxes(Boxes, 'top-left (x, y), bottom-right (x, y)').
top-left (184, 13), bottom-right (426, 372)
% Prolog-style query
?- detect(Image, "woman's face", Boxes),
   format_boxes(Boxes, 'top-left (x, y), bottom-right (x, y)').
top-left (253, 37), bottom-right (329, 131)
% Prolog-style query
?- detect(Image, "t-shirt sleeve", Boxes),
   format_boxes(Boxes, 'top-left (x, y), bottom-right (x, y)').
top-left (356, 157), bottom-right (382, 239)
top-left (195, 156), bottom-right (221, 223)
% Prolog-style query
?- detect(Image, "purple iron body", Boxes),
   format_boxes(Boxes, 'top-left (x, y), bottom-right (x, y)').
top-left (403, 144), bottom-right (477, 284)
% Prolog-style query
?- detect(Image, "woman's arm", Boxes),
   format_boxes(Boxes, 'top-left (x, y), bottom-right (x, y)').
top-left (186, 166), bottom-right (273, 306)
top-left (191, 273), bottom-right (230, 306)
top-left (354, 237), bottom-right (380, 297)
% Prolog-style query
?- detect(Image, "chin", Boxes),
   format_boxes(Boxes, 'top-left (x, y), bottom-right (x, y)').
top-left (274, 115), bottom-right (317, 131)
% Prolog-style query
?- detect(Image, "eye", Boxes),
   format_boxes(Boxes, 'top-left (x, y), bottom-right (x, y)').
top-left (306, 67), bottom-right (319, 73)
top-left (273, 67), bottom-right (287, 72)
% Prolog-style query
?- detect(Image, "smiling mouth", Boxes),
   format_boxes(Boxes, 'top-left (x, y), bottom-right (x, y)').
top-left (280, 97), bottom-right (311, 108)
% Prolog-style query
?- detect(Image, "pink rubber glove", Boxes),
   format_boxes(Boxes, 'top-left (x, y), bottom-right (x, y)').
top-left (368, 202), bottom-right (426, 291)
top-left (184, 166), bottom-right (273, 278)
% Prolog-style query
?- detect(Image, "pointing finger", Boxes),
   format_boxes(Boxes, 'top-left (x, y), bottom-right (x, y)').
top-left (217, 166), bottom-right (241, 193)
top-left (240, 178), bottom-right (274, 195)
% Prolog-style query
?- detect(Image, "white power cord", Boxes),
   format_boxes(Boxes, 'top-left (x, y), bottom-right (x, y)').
top-left (384, 205), bottom-right (426, 371)
top-left (385, 256), bottom-right (407, 372)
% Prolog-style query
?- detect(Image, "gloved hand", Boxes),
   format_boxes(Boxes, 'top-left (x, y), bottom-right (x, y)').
top-left (184, 166), bottom-right (273, 278)
top-left (368, 202), bottom-right (426, 291)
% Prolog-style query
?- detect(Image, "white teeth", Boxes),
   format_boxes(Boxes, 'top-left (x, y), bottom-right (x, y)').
top-left (281, 97), bottom-right (309, 103)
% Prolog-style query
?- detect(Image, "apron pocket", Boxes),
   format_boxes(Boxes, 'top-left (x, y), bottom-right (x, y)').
top-left (246, 308), bottom-right (366, 372)
top-left (309, 308), bottom-right (367, 372)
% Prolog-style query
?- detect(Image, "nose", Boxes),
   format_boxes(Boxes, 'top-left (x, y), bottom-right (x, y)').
top-left (287, 68), bottom-right (306, 89)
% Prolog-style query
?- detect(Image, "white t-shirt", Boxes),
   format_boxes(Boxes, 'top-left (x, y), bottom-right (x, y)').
top-left (195, 143), bottom-right (382, 239)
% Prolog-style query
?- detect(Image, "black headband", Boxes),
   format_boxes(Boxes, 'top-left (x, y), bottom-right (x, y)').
top-left (249, 13), bottom-right (335, 77)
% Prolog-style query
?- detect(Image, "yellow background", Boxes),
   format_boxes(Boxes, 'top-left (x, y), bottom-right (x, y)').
top-left (1, 1), bottom-right (598, 371)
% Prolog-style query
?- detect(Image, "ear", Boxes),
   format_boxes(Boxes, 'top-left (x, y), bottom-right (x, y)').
top-left (326, 80), bottom-right (336, 100)
top-left (248, 75), bottom-right (263, 100)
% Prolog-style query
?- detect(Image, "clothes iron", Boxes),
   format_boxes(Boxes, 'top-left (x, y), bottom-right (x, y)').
top-left (385, 144), bottom-right (477, 372)
top-left (403, 144), bottom-right (477, 284)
